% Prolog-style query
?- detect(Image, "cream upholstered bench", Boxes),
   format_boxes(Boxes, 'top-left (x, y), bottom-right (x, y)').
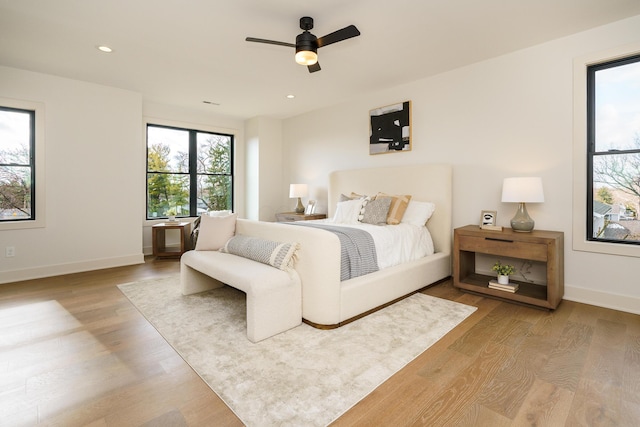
top-left (180, 250), bottom-right (302, 343)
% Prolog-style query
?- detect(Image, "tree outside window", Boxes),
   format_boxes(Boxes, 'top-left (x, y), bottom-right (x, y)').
top-left (146, 124), bottom-right (233, 219)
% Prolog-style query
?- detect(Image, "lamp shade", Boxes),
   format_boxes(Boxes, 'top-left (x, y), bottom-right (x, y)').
top-left (501, 177), bottom-right (544, 203)
top-left (289, 184), bottom-right (308, 198)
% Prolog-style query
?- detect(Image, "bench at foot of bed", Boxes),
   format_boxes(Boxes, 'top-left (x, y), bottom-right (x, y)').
top-left (180, 250), bottom-right (302, 343)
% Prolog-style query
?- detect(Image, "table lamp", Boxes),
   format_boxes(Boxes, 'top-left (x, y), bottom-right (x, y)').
top-left (501, 177), bottom-right (544, 232)
top-left (289, 184), bottom-right (308, 214)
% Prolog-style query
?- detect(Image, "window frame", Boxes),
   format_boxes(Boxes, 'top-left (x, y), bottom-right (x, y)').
top-left (572, 44), bottom-right (640, 257)
top-left (586, 53), bottom-right (640, 246)
top-left (145, 120), bottom-right (234, 220)
top-left (0, 97), bottom-right (45, 231)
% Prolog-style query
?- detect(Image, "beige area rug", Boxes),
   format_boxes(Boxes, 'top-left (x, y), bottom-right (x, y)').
top-left (118, 276), bottom-right (477, 427)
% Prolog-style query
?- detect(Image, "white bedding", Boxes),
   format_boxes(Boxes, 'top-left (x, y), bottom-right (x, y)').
top-left (309, 219), bottom-right (435, 270)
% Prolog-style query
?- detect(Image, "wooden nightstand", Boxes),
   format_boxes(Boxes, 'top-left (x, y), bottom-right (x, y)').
top-left (152, 222), bottom-right (191, 258)
top-left (275, 212), bottom-right (327, 222)
top-left (453, 225), bottom-right (564, 309)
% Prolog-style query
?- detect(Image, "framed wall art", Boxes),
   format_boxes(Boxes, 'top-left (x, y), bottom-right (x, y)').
top-left (480, 210), bottom-right (497, 227)
top-left (369, 100), bottom-right (411, 155)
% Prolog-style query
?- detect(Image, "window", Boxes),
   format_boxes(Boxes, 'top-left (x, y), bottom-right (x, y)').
top-left (146, 123), bottom-right (233, 219)
top-left (587, 54), bottom-right (640, 245)
top-left (0, 106), bottom-right (36, 223)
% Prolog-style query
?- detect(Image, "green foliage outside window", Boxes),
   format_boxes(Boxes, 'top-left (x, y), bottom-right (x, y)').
top-left (146, 125), bottom-right (232, 219)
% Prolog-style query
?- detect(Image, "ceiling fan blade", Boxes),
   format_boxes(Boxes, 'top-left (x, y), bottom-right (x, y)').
top-left (308, 62), bottom-right (321, 73)
top-left (245, 37), bottom-right (295, 48)
top-left (316, 25), bottom-right (360, 48)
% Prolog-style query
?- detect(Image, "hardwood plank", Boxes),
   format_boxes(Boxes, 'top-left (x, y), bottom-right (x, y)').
top-left (450, 402), bottom-right (512, 427)
top-left (1, 262), bottom-right (639, 426)
top-left (567, 377), bottom-right (622, 426)
top-left (511, 378), bottom-right (574, 426)
top-left (447, 309), bottom-right (506, 357)
top-left (476, 342), bottom-right (537, 419)
top-left (410, 341), bottom-right (514, 426)
top-left (537, 321), bottom-right (594, 392)
top-left (620, 399), bottom-right (640, 427)
top-left (585, 319), bottom-right (627, 385)
top-left (623, 333), bottom-right (640, 405)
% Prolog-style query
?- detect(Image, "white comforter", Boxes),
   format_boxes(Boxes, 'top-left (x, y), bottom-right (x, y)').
top-left (309, 219), bottom-right (434, 270)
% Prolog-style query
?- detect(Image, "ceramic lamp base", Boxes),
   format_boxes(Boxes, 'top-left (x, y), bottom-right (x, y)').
top-left (510, 202), bottom-right (534, 232)
top-left (294, 197), bottom-right (305, 214)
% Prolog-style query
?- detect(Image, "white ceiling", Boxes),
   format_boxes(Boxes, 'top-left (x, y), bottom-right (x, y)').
top-left (2, 0), bottom-right (640, 120)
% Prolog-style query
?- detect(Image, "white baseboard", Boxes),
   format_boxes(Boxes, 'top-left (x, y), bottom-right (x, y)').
top-left (0, 254), bottom-right (145, 285)
top-left (564, 284), bottom-right (640, 315)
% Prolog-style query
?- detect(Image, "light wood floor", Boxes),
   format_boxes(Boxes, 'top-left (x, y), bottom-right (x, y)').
top-left (1, 258), bottom-right (639, 426)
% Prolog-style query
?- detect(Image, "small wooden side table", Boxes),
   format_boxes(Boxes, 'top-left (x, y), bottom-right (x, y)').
top-left (152, 222), bottom-right (191, 258)
top-left (275, 212), bottom-right (327, 222)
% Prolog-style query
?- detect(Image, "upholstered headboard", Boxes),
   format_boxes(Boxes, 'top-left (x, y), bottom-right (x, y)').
top-left (328, 164), bottom-right (453, 255)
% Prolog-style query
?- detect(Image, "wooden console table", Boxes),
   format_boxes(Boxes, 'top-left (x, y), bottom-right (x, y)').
top-left (453, 225), bottom-right (564, 309)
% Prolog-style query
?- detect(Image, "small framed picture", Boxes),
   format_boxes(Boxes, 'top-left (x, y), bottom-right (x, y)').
top-left (305, 200), bottom-right (316, 215)
top-left (480, 210), bottom-right (497, 227)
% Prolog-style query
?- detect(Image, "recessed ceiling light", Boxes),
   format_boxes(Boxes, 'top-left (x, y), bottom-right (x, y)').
top-left (97, 45), bottom-right (113, 53)
top-left (286, 94), bottom-right (295, 99)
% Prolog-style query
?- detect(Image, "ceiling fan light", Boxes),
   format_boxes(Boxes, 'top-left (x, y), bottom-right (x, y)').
top-left (295, 50), bottom-right (318, 65)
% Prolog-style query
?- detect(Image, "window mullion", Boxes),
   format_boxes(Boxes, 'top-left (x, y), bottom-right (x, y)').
top-left (189, 131), bottom-right (198, 216)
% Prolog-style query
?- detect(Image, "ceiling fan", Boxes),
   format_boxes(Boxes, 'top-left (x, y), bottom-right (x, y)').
top-left (246, 16), bottom-right (361, 73)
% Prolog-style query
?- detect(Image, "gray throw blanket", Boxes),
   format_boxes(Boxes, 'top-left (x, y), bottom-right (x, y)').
top-left (287, 222), bottom-right (379, 280)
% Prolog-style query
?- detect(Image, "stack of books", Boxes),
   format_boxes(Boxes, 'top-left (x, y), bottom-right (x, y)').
top-left (488, 280), bottom-right (519, 293)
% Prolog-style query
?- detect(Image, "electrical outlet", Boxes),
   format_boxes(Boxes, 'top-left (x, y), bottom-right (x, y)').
top-left (6, 246), bottom-right (15, 257)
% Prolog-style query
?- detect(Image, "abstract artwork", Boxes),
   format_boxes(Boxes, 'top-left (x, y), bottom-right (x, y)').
top-left (369, 101), bottom-right (411, 154)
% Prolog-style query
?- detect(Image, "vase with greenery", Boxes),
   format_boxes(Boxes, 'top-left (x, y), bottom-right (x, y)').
top-left (492, 260), bottom-right (515, 284)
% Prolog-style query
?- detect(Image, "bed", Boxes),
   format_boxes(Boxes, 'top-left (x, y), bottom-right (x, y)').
top-left (234, 163), bottom-right (452, 328)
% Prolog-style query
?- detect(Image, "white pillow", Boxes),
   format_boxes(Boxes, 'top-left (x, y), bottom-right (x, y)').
top-left (195, 213), bottom-right (237, 251)
top-left (401, 201), bottom-right (436, 226)
top-left (207, 210), bottom-right (232, 217)
top-left (332, 199), bottom-right (366, 224)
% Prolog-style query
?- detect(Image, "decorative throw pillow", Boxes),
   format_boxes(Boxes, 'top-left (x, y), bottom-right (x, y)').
top-left (377, 193), bottom-right (412, 225)
top-left (332, 198), bottom-right (366, 224)
top-left (220, 234), bottom-right (299, 271)
top-left (401, 200), bottom-right (436, 226)
top-left (360, 197), bottom-right (392, 225)
top-left (194, 213), bottom-right (237, 251)
top-left (356, 196), bottom-right (371, 221)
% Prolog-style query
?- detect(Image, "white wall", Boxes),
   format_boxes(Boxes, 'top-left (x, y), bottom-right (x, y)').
top-left (244, 117), bottom-right (286, 221)
top-left (0, 71), bottom-right (248, 278)
top-left (282, 15), bottom-right (640, 314)
top-left (0, 66), bottom-right (144, 282)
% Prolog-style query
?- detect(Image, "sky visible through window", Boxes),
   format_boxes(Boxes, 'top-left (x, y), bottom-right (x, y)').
top-left (147, 125), bottom-right (188, 171)
top-left (0, 109), bottom-right (30, 156)
top-left (595, 60), bottom-right (640, 151)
